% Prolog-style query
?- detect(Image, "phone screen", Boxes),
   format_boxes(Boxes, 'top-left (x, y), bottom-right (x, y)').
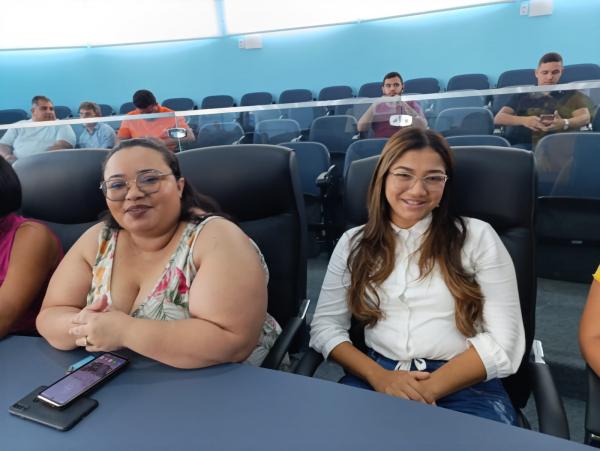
top-left (38, 353), bottom-right (128, 408)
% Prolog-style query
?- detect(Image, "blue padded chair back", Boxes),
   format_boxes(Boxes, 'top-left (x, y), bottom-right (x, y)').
top-left (98, 104), bottom-right (114, 116)
top-left (403, 77), bottom-right (441, 94)
top-left (280, 141), bottom-right (330, 197)
top-left (447, 73), bottom-right (490, 91)
top-left (286, 106), bottom-right (327, 131)
top-left (562, 64), bottom-right (600, 83)
top-left (240, 92), bottom-right (274, 133)
top-left (497, 69), bottom-right (536, 88)
top-left (431, 90), bottom-right (487, 115)
top-left (254, 119), bottom-right (301, 145)
top-left (13, 149), bottom-right (108, 252)
top-left (247, 109), bottom-right (283, 131)
top-left (308, 115), bottom-right (358, 156)
top-left (201, 95), bottom-right (235, 109)
top-left (279, 89), bottom-right (313, 104)
top-left (358, 82), bottom-right (382, 98)
top-left (0, 109), bottom-right (28, 125)
top-left (446, 135), bottom-right (511, 147)
top-left (194, 121), bottom-right (244, 148)
top-left (177, 145), bottom-right (307, 327)
top-left (163, 97), bottom-right (195, 111)
top-left (535, 132), bottom-right (600, 198)
top-left (119, 102), bottom-right (135, 115)
top-left (343, 138), bottom-right (387, 177)
top-left (197, 96), bottom-right (238, 127)
top-left (54, 106), bottom-right (72, 119)
top-left (344, 146), bottom-right (536, 408)
top-left (334, 101), bottom-right (370, 121)
top-left (318, 85), bottom-right (353, 101)
top-left (434, 107), bottom-right (494, 136)
top-left (241, 92), bottom-right (273, 106)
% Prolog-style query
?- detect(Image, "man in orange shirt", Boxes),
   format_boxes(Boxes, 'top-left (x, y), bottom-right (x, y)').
top-left (117, 89), bottom-right (195, 151)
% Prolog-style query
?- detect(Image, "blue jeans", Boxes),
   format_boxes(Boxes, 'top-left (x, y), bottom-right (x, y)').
top-left (339, 348), bottom-right (517, 425)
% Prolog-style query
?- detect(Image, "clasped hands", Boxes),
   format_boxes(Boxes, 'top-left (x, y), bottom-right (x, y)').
top-left (370, 368), bottom-right (438, 405)
top-left (68, 295), bottom-right (129, 352)
top-left (522, 110), bottom-right (567, 132)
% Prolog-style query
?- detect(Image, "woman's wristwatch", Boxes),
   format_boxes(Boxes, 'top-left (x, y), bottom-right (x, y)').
top-left (563, 118), bottom-right (570, 130)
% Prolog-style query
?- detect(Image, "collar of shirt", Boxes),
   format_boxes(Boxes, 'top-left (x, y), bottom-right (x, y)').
top-left (389, 213), bottom-right (432, 240)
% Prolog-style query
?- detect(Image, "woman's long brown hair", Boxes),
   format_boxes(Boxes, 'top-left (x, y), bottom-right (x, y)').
top-left (347, 128), bottom-right (483, 337)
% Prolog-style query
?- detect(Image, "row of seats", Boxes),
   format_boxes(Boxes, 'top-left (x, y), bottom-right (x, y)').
top-left (2, 63), bottom-right (599, 125)
top-left (195, 109), bottom-right (498, 154)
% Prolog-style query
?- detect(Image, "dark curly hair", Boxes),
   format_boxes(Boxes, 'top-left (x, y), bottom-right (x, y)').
top-left (0, 157), bottom-right (22, 217)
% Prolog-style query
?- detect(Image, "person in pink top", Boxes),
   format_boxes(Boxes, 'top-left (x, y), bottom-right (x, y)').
top-left (0, 157), bottom-right (62, 337)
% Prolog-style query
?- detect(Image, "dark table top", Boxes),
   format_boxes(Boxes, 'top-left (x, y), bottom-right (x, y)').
top-left (0, 336), bottom-right (587, 450)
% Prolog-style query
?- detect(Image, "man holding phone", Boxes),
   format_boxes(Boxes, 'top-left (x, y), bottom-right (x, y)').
top-left (494, 52), bottom-right (592, 149)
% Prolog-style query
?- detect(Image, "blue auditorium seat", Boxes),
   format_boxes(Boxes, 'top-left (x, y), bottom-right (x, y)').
top-left (497, 69), bottom-right (537, 87)
top-left (447, 73), bottom-right (490, 91)
top-left (201, 95), bottom-right (235, 109)
top-left (54, 105), bottom-right (72, 119)
top-left (0, 109), bottom-right (28, 125)
top-left (194, 121), bottom-right (244, 148)
top-left (279, 89), bottom-right (313, 104)
top-left (163, 97), bottom-right (196, 111)
top-left (434, 107), bottom-right (494, 136)
top-left (403, 77), bottom-right (441, 94)
top-left (309, 115), bottom-right (358, 158)
top-left (358, 82), bottom-right (382, 98)
top-left (0, 109), bottom-right (29, 138)
top-left (318, 85), bottom-right (354, 101)
top-left (431, 90), bottom-right (487, 116)
top-left (198, 96), bottom-right (237, 128)
top-left (445, 135), bottom-right (510, 147)
top-left (280, 140), bottom-right (333, 256)
top-left (240, 92), bottom-right (274, 133)
top-left (98, 104), bottom-right (114, 116)
top-left (254, 119), bottom-right (302, 145)
top-left (343, 138), bottom-right (387, 177)
top-left (561, 64), bottom-right (600, 83)
top-left (284, 106), bottom-right (327, 134)
top-left (535, 132), bottom-right (600, 282)
top-left (334, 101), bottom-right (370, 121)
top-left (119, 102), bottom-right (136, 115)
top-left (241, 92), bottom-right (273, 106)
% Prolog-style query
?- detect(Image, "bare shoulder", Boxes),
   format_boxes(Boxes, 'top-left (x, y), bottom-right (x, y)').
top-left (65, 222), bottom-right (108, 264)
top-left (13, 221), bottom-right (59, 257)
top-left (194, 217), bottom-right (251, 251)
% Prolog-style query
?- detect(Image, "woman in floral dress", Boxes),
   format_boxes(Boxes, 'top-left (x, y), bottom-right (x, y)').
top-left (37, 138), bottom-right (280, 368)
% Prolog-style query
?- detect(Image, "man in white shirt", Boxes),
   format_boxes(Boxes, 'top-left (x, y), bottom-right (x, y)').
top-left (0, 96), bottom-right (76, 163)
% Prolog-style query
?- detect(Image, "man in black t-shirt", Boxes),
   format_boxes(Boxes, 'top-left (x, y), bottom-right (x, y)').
top-left (494, 52), bottom-right (592, 149)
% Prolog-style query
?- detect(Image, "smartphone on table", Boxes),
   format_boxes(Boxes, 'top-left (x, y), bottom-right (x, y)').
top-left (9, 386), bottom-right (98, 431)
top-left (37, 352), bottom-right (128, 408)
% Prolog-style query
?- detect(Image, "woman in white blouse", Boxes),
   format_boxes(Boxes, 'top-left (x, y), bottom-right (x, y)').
top-left (310, 128), bottom-right (525, 424)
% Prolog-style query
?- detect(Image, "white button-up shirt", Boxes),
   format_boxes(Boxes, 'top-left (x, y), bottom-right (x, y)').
top-left (309, 215), bottom-right (525, 381)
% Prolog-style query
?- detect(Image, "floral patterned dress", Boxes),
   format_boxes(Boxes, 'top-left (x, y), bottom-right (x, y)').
top-left (86, 216), bottom-right (282, 366)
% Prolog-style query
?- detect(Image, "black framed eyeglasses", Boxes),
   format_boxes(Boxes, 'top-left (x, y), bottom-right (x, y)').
top-left (99, 170), bottom-right (174, 201)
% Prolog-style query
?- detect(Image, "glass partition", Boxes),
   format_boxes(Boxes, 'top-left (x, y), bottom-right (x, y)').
top-left (2, 81), bottom-right (599, 283)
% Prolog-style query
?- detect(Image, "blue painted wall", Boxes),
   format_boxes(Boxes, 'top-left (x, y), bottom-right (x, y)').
top-left (1, 0), bottom-right (598, 111)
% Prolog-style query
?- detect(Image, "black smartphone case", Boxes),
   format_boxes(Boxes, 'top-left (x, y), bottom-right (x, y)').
top-left (9, 386), bottom-right (98, 431)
